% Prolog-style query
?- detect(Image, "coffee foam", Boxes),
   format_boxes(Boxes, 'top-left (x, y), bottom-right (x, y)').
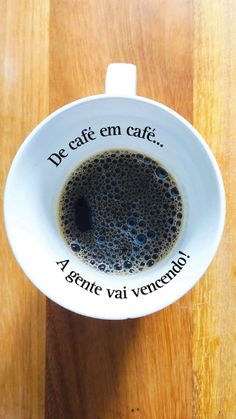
top-left (58, 150), bottom-right (183, 274)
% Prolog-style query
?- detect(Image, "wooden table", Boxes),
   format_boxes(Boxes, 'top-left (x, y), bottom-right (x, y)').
top-left (1, 1), bottom-right (235, 418)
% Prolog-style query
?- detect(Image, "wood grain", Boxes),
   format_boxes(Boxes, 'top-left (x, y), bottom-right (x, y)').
top-left (193, 1), bottom-right (236, 417)
top-left (0, 1), bottom-right (48, 418)
top-left (0, 0), bottom-right (235, 418)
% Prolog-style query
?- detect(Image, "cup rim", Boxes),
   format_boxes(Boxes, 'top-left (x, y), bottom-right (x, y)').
top-left (4, 94), bottom-right (226, 319)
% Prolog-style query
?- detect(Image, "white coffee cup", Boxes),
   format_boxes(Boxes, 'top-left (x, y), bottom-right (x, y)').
top-left (4, 63), bottom-right (225, 319)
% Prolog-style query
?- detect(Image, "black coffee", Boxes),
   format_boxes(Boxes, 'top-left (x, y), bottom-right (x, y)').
top-left (58, 150), bottom-right (183, 274)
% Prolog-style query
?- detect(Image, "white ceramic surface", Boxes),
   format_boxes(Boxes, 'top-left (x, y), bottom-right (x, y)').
top-left (4, 64), bottom-right (225, 319)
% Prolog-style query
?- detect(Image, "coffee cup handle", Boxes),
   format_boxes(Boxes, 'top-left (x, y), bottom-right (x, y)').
top-left (105, 63), bottom-right (136, 96)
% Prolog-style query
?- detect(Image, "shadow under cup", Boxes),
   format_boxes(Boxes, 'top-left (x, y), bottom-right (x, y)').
top-left (4, 96), bottom-right (225, 319)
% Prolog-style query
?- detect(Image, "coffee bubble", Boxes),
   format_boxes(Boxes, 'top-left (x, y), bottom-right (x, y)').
top-left (58, 150), bottom-right (183, 274)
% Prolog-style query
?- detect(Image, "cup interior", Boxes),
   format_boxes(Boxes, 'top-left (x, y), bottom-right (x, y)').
top-left (4, 96), bottom-right (225, 319)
